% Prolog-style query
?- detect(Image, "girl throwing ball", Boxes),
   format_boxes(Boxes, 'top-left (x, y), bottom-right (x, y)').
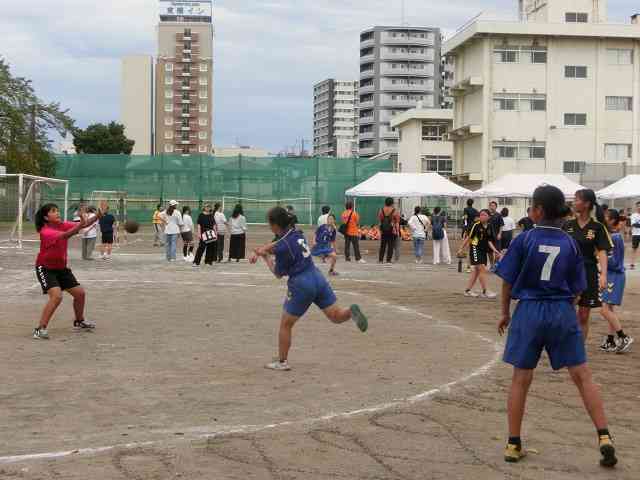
top-left (33, 204), bottom-right (101, 339)
top-left (250, 207), bottom-right (368, 371)
top-left (311, 214), bottom-right (339, 276)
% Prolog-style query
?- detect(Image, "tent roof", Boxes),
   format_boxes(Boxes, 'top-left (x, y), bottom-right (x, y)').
top-left (473, 174), bottom-right (586, 198)
top-left (345, 172), bottom-right (472, 198)
top-left (596, 175), bottom-right (640, 200)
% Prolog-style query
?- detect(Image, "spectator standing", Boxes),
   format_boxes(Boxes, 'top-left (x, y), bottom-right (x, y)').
top-left (378, 197), bottom-right (400, 264)
top-left (317, 206), bottom-right (331, 226)
top-left (341, 201), bottom-right (365, 263)
top-left (408, 206), bottom-right (430, 263)
top-left (500, 207), bottom-right (516, 251)
top-left (213, 202), bottom-right (228, 263)
top-left (488, 200), bottom-right (504, 265)
top-left (99, 205), bottom-right (116, 260)
top-left (228, 204), bottom-right (248, 262)
top-left (630, 202), bottom-right (640, 269)
top-left (181, 206), bottom-right (195, 261)
top-left (152, 204), bottom-right (165, 247)
top-left (432, 207), bottom-right (452, 265)
top-left (463, 199), bottom-right (479, 232)
top-left (517, 208), bottom-right (535, 232)
top-left (80, 207), bottom-right (98, 260)
top-left (161, 200), bottom-right (183, 262)
top-left (193, 205), bottom-right (217, 266)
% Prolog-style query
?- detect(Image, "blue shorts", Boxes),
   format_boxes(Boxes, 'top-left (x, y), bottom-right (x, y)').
top-left (504, 300), bottom-right (586, 371)
top-left (284, 267), bottom-right (337, 317)
top-left (311, 244), bottom-right (334, 257)
top-left (601, 271), bottom-right (625, 306)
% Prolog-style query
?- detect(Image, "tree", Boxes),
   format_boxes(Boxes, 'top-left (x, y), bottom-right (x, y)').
top-left (0, 58), bottom-right (75, 176)
top-left (73, 122), bottom-right (135, 154)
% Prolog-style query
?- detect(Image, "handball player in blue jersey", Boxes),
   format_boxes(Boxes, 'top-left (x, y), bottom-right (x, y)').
top-left (311, 214), bottom-right (339, 276)
top-left (250, 207), bottom-right (368, 371)
top-left (496, 185), bottom-right (617, 468)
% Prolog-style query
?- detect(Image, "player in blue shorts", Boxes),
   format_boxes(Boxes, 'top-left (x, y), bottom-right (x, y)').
top-left (250, 207), bottom-right (368, 371)
top-left (496, 185), bottom-right (617, 468)
top-left (311, 214), bottom-right (338, 276)
top-left (600, 209), bottom-right (634, 353)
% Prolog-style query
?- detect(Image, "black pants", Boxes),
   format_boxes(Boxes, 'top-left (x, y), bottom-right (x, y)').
top-left (344, 235), bottom-right (361, 261)
top-left (379, 233), bottom-right (395, 263)
top-left (216, 234), bottom-right (225, 262)
top-left (194, 241), bottom-right (216, 265)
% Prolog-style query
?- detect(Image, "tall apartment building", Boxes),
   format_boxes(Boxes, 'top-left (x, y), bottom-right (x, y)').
top-left (313, 79), bottom-right (359, 157)
top-left (444, 0), bottom-right (640, 188)
top-left (121, 55), bottom-right (154, 155)
top-left (155, 0), bottom-right (214, 156)
top-left (359, 26), bottom-right (442, 157)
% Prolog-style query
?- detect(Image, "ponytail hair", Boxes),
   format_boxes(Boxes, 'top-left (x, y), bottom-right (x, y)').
top-left (575, 189), bottom-right (604, 223)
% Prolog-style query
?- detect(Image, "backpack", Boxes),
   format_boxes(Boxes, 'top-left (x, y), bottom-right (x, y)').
top-left (432, 215), bottom-right (444, 241)
top-left (380, 208), bottom-right (395, 234)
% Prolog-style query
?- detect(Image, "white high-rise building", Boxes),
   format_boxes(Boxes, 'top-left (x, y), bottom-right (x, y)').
top-left (313, 79), bottom-right (359, 157)
top-left (444, 0), bottom-right (640, 189)
top-left (121, 55), bottom-right (154, 155)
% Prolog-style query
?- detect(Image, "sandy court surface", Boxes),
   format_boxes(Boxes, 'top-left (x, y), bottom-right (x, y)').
top-left (0, 225), bottom-right (638, 479)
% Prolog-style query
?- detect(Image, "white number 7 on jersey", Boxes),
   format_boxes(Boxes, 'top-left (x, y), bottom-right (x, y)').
top-left (539, 245), bottom-right (561, 281)
top-left (297, 238), bottom-right (311, 258)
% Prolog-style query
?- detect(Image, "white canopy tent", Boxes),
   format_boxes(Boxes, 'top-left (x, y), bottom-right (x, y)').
top-left (473, 174), bottom-right (586, 199)
top-left (596, 175), bottom-right (640, 200)
top-left (345, 172), bottom-right (472, 198)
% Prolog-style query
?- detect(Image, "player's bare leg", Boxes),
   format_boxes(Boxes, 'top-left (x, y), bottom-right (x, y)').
top-left (323, 304), bottom-right (368, 332)
top-left (507, 368), bottom-right (533, 439)
top-left (328, 252), bottom-right (338, 275)
top-left (277, 311), bottom-right (299, 362)
top-left (67, 286), bottom-right (86, 322)
top-left (465, 266), bottom-right (479, 292)
top-left (600, 304), bottom-right (622, 332)
top-left (578, 306), bottom-right (591, 341)
top-left (568, 363), bottom-right (617, 467)
top-left (39, 287), bottom-right (63, 330)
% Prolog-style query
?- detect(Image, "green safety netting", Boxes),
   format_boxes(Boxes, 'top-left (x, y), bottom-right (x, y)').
top-left (55, 155), bottom-right (393, 225)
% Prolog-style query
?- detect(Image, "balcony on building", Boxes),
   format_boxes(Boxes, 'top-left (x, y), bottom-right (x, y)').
top-left (359, 129), bottom-right (375, 140)
top-left (449, 77), bottom-right (484, 97)
top-left (360, 31), bottom-right (375, 48)
top-left (379, 50), bottom-right (434, 62)
top-left (360, 63), bottom-right (375, 78)
top-left (381, 32), bottom-right (434, 46)
top-left (359, 146), bottom-right (376, 156)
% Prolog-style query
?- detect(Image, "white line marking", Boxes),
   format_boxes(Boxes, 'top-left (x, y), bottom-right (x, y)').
top-left (0, 299), bottom-right (502, 465)
top-left (81, 279), bottom-right (261, 288)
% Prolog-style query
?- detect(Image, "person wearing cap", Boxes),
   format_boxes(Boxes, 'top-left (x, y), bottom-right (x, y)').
top-left (160, 200), bottom-right (184, 262)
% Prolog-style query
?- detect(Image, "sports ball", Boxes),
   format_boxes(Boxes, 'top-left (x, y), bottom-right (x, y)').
top-left (124, 220), bottom-right (140, 234)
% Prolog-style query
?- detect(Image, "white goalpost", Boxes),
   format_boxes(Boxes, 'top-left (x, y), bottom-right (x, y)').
top-left (221, 196), bottom-right (313, 225)
top-left (0, 173), bottom-right (69, 249)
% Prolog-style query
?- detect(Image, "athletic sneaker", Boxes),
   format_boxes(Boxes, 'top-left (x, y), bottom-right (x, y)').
top-left (504, 443), bottom-right (526, 463)
top-left (350, 304), bottom-right (368, 333)
top-left (74, 320), bottom-right (96, 330)
top-left (357, 259), bottom-right (367, 264)
top-left (599, 337), bottom-right (617, 352)
top-left (33, 327), bottom-right (49, 340)
top-left (329, 270), bottom-right (339, 276)
top-left (480, 291), bottom-right (497, 299)
top-left (265, 360), bottom-right (291, 371)
top-left (616, 336), bottom-right (634, 354)
top-left (599, 435), bottom-right (617, 468)
top-left (464, 290), bottom-right (479, 298)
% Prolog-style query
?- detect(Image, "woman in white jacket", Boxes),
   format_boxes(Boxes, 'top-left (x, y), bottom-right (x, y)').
top-left (431, 207), bottom-right (452, 265)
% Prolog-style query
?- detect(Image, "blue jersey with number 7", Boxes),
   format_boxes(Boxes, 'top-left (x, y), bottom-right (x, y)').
top-left (274, 229), bottom-right (314, 277)
top-left (495, 226), bottom-right (587, 301)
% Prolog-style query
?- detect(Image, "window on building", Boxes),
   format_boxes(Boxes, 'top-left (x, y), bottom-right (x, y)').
top-left (198, 131), bottom-right (207, 140)
top-left (493, 93), bottom-right (546, 112)
top-left (165, 63), bottom-right (173, 72)
top-left (565, 65), bottom-right (588, 78)
top-left (527, 47), bottom-right (547, 64)
top-left (605, 96), bottom-right (632, 111)
top-left (164, 104), bottom-right (173, 112)
top-left (494, 46), bottom-right (547, 64)
top-left (604, 144), bottom-right (632, 161)
top-left (422, 156), bottom-right (453, 176)
top-left (563, 161), bottom-right (586, 173)
top-left (165, 89), bottom-right (173, 99)
top-left (422, 123), bottom-right (448, 141)
top-left (182, 132), bottom-right (189, 141)
top-left (564, 113), bottom-right (587, 126)
top-left (182, 78), bottom-right (190, 87)
top-left (165, 144), bottom-right (174, 153)
top-left (607, 49), bottom-right (633, 65)
top-left (182, 118), bottom-right (189, 127)
top-left (199, 104), bottom-right (208, 113)
top-left (493, 141), bottom-right (546, 160)
top-left (199, 145), bottom-right (208, 153)
top-left (184, 28), bottom-right (192, 36)
top-left (164, 117), bottom-right (173, 126)
top-left (165, 131), bottom-right (173, 139)
top-left (198, 118), bottom-right (208, 126)
top-left (200, 63), bottom-right (208, 72)
top-left (165, 77), bottom-right (174, 85)
top-left (199, 76), bottom-right (208, 85)
top-left (182, 92), bottom-right (190, 100)
top-left (183, 52), bottom-right (191, 60)
top-left (199, 90), bottom-right (208, 99)
top-left (183, 65), bottom-right (191, 73)
top-left (566, 12), bottom-right (588, 23)
top-left (184, 41), bottom-right (191, 50)
top-left (494, 47), bottom-right (519, 63)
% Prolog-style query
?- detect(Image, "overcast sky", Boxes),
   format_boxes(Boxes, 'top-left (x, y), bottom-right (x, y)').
top-left (2, 0), bottom-right (637, 153)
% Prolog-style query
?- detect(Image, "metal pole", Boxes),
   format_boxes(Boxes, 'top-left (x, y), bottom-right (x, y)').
top-left (64, 181), bottom-right (69, 221)
top-left (17, 174), bottom-right (23, 249)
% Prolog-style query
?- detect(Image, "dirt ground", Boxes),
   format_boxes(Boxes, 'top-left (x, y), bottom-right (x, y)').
top-left (0, 225), bottom-right (638, 479)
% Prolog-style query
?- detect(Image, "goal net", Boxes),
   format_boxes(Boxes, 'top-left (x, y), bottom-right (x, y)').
top-left (221, 196), bottom-right (313, 225)
top-left (0, 174), bottom-right (69, 248)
